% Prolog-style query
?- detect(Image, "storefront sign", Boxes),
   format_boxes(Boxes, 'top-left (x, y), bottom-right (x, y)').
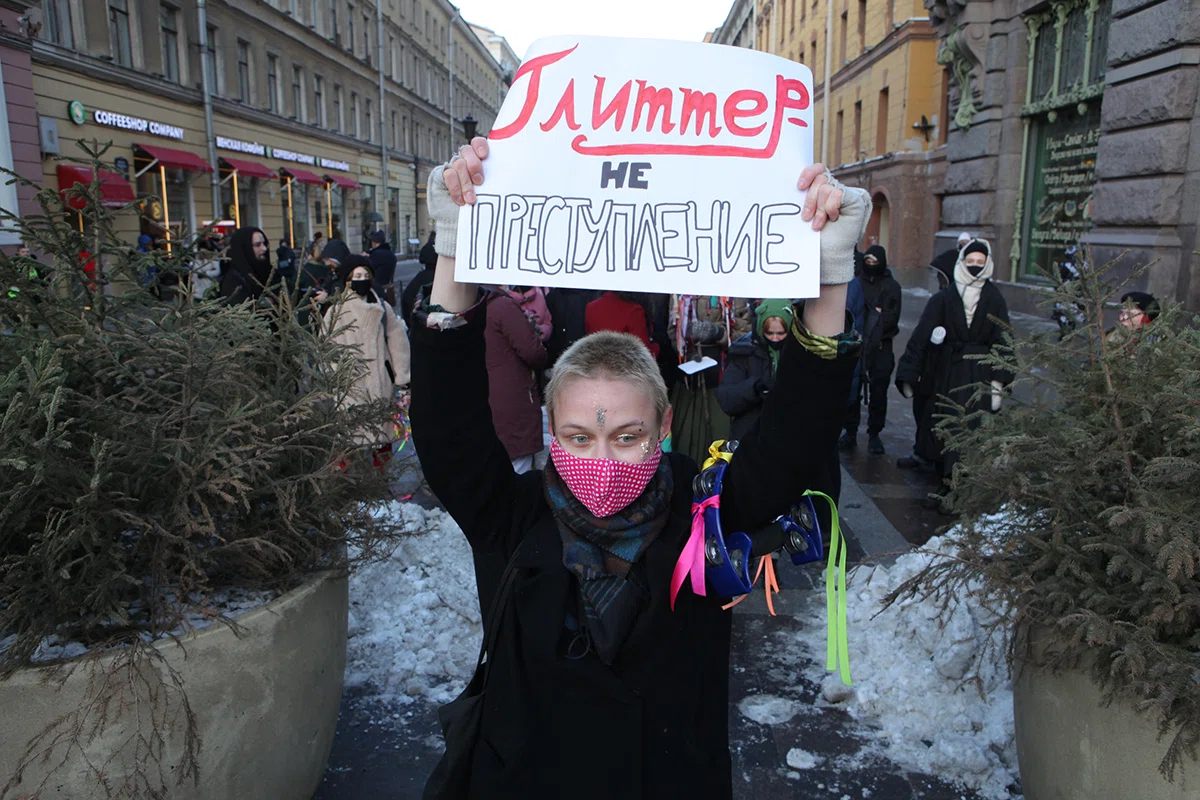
top-left (67, 100), bottom-right (86, 126)
top-left (318, 157), bottom-right (351, 172)
top-left (269, 146), bottom-right (317, 166)
top-left (216, 136), bottom-right (267, 156)
top-left (93, 110), bottom-right (185, 141)
top-left (1022, 104), bottom-right (1101, 275)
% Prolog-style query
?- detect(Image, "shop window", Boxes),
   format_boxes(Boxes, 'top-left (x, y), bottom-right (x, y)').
top-left (109, 0), bottom-right (133, 67)
top-left (282, 180), bottom-right (310, 252)
top-left (1016, 0), bottom-right (1111, 279)
top-left (331, 187), bottom-right (345, 240)
top-left (160, 5), bottom-right (180, 83)
top-left (237, 40), bottom-right (252, 103)
top-left (136, 162), bottom-right (192, 248)
top-left (221, 175), bottom-right (260, 228)
top-left (44, 0), bottom-right (74, 48)
top-left (267, 55), bottom-right (280, 113)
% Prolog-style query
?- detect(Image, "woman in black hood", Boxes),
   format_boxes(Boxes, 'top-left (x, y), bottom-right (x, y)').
top-left (219, 226), bottom-right (273, 304)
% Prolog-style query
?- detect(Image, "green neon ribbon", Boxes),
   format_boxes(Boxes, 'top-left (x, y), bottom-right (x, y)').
top-left (805, 489), bottom-right (852, 686)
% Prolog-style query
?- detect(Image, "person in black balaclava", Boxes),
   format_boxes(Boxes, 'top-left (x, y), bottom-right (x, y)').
top-left (839, 244), bottom-right (902, 455)
top-left (219, 226), bottom-right (273, 305)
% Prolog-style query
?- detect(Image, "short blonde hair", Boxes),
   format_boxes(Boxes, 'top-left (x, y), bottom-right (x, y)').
top-left (545, 332), bottom-right (669, 428)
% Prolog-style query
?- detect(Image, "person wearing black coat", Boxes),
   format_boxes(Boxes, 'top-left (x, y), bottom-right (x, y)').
top-left (895, 238), bottom-right (1013, 491)
top-left (219, 226), bottom-right (273, 305)
top-left (418, 230), bottom-right (438, 268)
top-left (544, 286), bottom-right (599, 366)
top-left (840, 245), bottom-right (902, 455)
top-left (411, 140), bottom-right (867, 800)
top-left (400, 259), bottom-right (434, 328)
top-left (367, 230), bottom-right (399, 305)
top-left (716, 298), bottom-right (842, 539)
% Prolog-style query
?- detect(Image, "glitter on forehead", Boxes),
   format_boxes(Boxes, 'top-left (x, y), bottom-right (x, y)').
top-left (596, 407), bottom-right (607, 428)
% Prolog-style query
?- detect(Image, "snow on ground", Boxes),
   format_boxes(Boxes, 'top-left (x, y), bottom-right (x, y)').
top-left (794, 535), bottom-right (1019, 799)
top-left (345, 501), bottom-right (481, 708)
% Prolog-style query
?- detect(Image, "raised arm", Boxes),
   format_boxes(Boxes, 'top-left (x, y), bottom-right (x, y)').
top-left (409, 138), bottom-right (523, 553)
top-left (718, 166), bottom-right (870, 534)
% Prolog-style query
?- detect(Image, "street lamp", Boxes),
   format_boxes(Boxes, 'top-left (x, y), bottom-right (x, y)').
top-left (462, 114), bottom-right (478, 143)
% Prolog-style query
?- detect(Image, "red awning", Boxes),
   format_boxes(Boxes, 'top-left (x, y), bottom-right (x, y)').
top-left (325, 174), bottom-right (362, 191)
top-left (219, 157), bottom-right (276, 180)
top-left (56, 164), bottom-right (136, 210)
top-left (279, 167), bottom-right (326, 186)
top-left (134, 143), bottom-right (213, 173)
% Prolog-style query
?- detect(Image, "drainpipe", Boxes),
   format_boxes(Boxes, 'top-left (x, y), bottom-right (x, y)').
top-left (198, 0), bottom-right (220, 223)
top-left (377, 0), bottom-right (388, 239)
top-left (448, 9), bottom-right (461, 157)
top-left (822, 0), bottom-right (834, 165)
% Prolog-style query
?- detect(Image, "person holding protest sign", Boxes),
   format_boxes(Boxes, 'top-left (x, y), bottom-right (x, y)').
top-left (409, 135), bottom-right (867, 799)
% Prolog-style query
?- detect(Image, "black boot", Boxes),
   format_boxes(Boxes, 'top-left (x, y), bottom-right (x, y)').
top-left (837, 431), bottom-right (856, 451)
top-left (867, 435), bottom-right (885, 455)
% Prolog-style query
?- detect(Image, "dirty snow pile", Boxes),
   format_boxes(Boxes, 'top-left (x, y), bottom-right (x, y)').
top-left (344, 501), bottom-right (481, 707)
top-left (797, 534), bottom-right (1019, 799)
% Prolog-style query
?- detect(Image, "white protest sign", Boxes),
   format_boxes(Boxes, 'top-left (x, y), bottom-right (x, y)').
top-left (454, 35), bottom-right (818, 298)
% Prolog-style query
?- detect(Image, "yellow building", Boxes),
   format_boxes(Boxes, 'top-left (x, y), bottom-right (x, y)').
top-left (717, 0), bottom-right (949, 269)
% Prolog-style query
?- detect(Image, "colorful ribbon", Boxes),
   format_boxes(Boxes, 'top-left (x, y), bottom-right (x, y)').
top-left (670, 494), bottom-right (717, 610)
top-left (806, 489), bottom-right (852, 686)
top-left (721, 555), bottom-right (781, 614)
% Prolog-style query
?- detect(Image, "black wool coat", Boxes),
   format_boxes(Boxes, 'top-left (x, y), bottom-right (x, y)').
top-left (895, 282), bottom-right (1013, 468)
top-left (410, 303), bottom-right (854, 800)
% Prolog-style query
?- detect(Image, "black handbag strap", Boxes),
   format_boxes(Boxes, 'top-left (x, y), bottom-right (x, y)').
top-left (475, 544), bottom-right (524, 681)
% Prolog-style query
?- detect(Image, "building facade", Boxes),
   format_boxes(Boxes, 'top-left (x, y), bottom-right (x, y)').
top-left (717, 0), bottom-right (948, 270)
top-left (928, 0), bottom-right (1200, 311)
top-left (710, 0), bottom-right (755, 50)
top-left (29, 0), bottom-right (513, 257)
top-left (0, 1), bottom-right (44, 247)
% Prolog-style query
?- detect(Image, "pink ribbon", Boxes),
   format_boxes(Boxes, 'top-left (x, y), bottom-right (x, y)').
top-left (671, 495), bottom-right (720, 610)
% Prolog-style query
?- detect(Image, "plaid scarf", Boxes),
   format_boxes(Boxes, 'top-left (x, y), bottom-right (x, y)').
top-left (544, 457), bottom-right (674, 665)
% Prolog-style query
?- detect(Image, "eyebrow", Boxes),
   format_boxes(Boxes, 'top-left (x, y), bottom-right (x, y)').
top-left (557, 421), bottom-right (647, 432)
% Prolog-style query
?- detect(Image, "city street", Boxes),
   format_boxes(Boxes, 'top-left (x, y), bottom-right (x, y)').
top-left (314, 272), bottom-right (1054, 799)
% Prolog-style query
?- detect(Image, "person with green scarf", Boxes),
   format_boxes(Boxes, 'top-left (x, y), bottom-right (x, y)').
top-left (715, 298), bottom-right (795, 442)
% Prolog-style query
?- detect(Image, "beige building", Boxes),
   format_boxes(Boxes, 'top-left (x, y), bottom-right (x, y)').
top-left (30, 0), bottom-right (514, 257)
top-left (712, 0), bottom-right (948, 270)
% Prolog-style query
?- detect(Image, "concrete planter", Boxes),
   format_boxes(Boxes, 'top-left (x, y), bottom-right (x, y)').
top-left (0, 570), bottom-right (348, 800)
top-left (1013, 627), bottom-right (1196, 800)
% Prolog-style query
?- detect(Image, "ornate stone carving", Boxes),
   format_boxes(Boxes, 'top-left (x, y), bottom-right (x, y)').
top-left (937, 26), bottom-right (981, 130)
top-left (927, 0), bottom-right (985, 131)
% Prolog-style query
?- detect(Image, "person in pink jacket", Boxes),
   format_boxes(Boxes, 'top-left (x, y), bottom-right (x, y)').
top-left (503, 285), bottom-right (553, 342)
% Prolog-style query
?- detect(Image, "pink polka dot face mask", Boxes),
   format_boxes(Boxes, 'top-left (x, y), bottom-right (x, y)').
top-left (549, 439), bottom-right (663, 518)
